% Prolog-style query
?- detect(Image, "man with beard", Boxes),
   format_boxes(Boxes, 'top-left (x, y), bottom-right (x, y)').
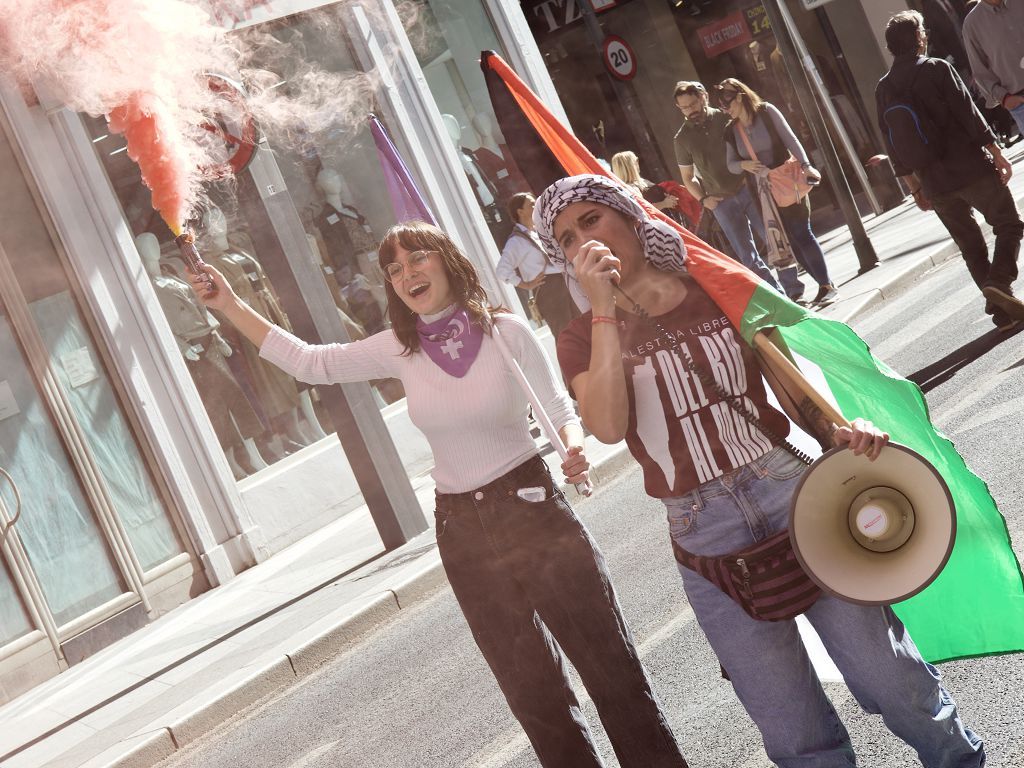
top-left (672, 81), bottom-right (802, 300)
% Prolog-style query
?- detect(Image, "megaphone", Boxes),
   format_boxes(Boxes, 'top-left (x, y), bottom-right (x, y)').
top-left (790, 443), bottom-right (956, 605)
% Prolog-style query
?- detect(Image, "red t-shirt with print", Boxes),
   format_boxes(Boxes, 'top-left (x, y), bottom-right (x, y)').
top-left (557, 283), bottom-right (790, 498)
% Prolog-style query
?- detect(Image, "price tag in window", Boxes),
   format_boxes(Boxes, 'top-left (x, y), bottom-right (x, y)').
top-left (0, 381), bottom-right (19, 420)
top-left (61, 347), bottom-right (99, 388)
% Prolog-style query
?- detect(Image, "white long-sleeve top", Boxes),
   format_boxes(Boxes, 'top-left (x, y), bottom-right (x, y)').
top-left (259, 312), bottom-right (577, 493)
top-left (496, 224), bottom-right (563, 285)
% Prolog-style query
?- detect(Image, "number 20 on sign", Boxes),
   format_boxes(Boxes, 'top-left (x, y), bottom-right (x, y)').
top-left (602, 35), bottom-right (637, 81)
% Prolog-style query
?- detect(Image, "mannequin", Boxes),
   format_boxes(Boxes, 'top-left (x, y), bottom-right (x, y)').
top-left (201, 207), bottom-right (327, 447)
top-left (469, 112), bottom-right (529, 201)
top-left (305, 230), bottom-right (370, 342)
top-left (313, 169), bottom-right (387, 332)
top-left (304, 192), bottom-right (404, 405)
top-left (135, 232), bottom-right (268, 478)
top-left (314, 168), bottom-right (378, 268)
top-left (442, 113), bottom-right (509, 244)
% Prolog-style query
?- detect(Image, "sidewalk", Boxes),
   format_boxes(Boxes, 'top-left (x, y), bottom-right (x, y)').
top-left (3, 147), bottom-right (1022, 768)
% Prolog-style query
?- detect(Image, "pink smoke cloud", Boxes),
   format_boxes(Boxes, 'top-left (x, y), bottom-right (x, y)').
top-left (0, 1), bottom-right (242, 232)
top-left (0, 1), bottom-right (386, 233)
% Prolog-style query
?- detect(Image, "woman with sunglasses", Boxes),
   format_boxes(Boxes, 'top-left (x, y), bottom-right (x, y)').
top-left (716, 79), bottom-right (840, 308)
top-left (188, 220), bottom-right (688, 768)
top-left (537, 173), bottom-right (984, 768)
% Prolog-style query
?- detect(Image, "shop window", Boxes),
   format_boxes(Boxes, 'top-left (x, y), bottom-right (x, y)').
top-left (399, 0), bottom-right (541, 321)
top-left (85, 6), bottom-right (414, 481)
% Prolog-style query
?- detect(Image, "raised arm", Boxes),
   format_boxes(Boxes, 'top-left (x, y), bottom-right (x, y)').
top-left (568, 242), bottom-right (629, 443)
top-left (190, 264), bottom-right (273, 348)
top-left (189, 263), bottom-right (392, 385)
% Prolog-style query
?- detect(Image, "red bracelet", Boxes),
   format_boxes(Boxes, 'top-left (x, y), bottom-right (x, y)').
top-left (591, 315), bottom-right (618, 326)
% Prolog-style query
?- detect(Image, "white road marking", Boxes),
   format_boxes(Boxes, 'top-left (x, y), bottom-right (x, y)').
top-left (284, 739), bottom-right (339, 768)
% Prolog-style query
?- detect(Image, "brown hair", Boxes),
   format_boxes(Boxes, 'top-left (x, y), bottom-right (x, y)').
top-left (715, 78), bottom-right (763, 117)
top-left (884, 10), bottom-right (925, 56)
top-left (506, 192), bottom-right (534, 224)
top-left (377, 221), bottom-right (500, 355)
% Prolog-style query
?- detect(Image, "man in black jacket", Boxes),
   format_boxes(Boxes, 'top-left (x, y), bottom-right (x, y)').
top-left (875, 10), bottom-right (1024, 332)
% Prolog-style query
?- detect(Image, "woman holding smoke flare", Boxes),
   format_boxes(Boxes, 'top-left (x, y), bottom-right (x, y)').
top-left (188, 219), bottom-right (688, 768)
top-left (536, 173), bottom-right (984, 767)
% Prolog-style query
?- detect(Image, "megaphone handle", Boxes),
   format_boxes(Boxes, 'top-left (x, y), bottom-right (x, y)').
top-left (752, 332), bottom-right (851, 431)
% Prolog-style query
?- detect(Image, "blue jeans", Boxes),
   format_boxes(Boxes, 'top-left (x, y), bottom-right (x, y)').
top-left (779, 199), bottom-right (832, 287)
top-left (713, 187), bottom-right (787, 294)
top-left (437, 455), bottom-right (687, 768)
top-left (663, 447), bottom-right (984, 768)
top-left (1008, 103), bottom-right (1024, 138)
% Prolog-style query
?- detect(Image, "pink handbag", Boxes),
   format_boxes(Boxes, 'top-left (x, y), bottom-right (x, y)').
top-left (738, 124), bottom-right (816, 208)
top-left (767, 157), bottom-right (815, 207)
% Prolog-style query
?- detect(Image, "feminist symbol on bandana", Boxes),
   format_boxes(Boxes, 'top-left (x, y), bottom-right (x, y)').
top-left (417, 309), bottom-right (482, 378)
top-left (441, 337), bottom-right (464, 359)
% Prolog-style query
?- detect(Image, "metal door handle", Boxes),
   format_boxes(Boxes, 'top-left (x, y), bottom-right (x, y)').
top-left (0, 467), bottom-right (22, 545)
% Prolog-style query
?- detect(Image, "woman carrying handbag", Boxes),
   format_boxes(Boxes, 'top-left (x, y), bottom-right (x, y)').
top-left (717, 78), bottom-right (840, 308)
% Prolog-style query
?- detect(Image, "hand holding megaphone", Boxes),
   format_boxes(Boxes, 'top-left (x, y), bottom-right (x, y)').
top-left (830, 418), bottom-right (890, 462)
top-left (753, 333), bottom-right (955, 607)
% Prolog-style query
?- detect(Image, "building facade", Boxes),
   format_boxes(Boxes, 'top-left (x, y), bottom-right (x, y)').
top-left (0, 0), bottom-right (921, 702)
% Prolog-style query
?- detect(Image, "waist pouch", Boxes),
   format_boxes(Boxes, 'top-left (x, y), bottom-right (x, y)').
top-left (672, 529), bottom-right (821, 622)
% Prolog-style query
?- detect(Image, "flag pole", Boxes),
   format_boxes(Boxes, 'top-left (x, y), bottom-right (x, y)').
top-left (752, 331), bottom-right (851, 430)
top-left (490, 324), bottom-right (593, 497)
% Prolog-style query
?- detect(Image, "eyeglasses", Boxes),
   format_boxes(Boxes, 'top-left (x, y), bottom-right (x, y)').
top-left (382, 249), bottom-right (436, 283)
top-left (716, 89), bottom-right (739, 108)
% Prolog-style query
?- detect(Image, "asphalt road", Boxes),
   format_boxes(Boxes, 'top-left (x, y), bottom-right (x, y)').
top-left (162, 257), bottom-right (1024, 768)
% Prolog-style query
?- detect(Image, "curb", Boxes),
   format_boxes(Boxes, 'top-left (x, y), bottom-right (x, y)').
top-left (829, 242), bottom-right (960, 325)
top-left (97, 553), bottom-right (447, 768)
top-left (830, 187), bottom-right (1024, 326)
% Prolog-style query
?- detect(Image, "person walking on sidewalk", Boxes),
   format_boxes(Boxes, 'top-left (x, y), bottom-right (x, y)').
top-left (535, 173), bottom-right (986, 768)
top-left (962, 0), bottom-right (1024, 139)
top-left (718, 79), bottom-right (840, 308)
top-left (188, 220), bottom-right (688, 768)
top-left (876, 10), bottom-right (1024, 332)
top-left (497, 192), bottom-right (580, 339)
top-left (672, 81), bottom-right (803, 300)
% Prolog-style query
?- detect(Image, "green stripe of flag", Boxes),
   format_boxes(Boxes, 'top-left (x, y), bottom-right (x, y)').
top-left (743, 284), bottom-right (1024, 662)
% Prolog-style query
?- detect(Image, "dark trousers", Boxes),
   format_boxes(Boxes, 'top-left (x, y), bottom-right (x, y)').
top-left (534, 276), bottom-right (581, 341)
top-left (435, 456), bottom-right (687, 768)
top-left (931, 169), bottom-right (1024, 309)
top-left (778, 198), bottom-right (832, 287)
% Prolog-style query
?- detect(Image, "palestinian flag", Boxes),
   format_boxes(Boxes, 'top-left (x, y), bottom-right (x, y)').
top-left (481, 51), bottom-right (1024, 662)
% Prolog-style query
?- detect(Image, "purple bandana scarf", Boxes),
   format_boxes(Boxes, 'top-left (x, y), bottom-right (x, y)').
top-left (416, 307), bottom-right (484, 378)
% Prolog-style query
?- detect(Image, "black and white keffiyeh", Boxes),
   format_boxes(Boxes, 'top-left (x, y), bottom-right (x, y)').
top-left (532, 174), bottom-right (687, 310)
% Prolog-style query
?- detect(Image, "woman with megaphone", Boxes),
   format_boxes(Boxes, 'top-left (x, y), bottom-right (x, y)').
top-left (536, 175), bottom-right (984, 768)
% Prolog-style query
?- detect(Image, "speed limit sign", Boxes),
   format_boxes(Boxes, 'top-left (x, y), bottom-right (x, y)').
top-left (602, 35), bottom-right (637, 81)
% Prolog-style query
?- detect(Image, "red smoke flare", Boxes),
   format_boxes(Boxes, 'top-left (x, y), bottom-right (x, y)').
top-left (107, 93), bottom-right (192, 235)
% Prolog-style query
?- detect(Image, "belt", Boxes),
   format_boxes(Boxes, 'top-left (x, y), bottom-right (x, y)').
top-left (436, 454), bottom-right (548, 504)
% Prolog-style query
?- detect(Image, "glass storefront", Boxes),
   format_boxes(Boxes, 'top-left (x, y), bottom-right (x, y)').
top-left (524, 0), bottom-right (883, 215)
top-left (400, 0), bottom-right (540, 320)
top-left (0, 103), bottom-right (187, 684)
top-left (403, 0), bottom-right (531, 250)
top-left (86, 6), bottom-right (421, 480)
